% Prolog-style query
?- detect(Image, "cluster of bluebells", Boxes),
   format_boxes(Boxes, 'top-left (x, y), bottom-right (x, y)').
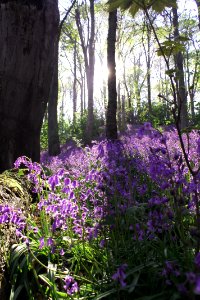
top-left (161, 253), bottom-right (200, 297)
top-left (10, 123), bottom-right (200, 296)
top-left (14, 156), bottom-right (45, 193)
top-left (37, 168), bottom-right (107, 247)
top-left (161, 260), bottom-right (181, 285)
top-left (0, 205), bottom-right (25, 235)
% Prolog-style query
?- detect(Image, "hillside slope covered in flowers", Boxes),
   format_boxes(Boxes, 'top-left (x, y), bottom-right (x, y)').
top-left (1, 124), bottom-right (200, 299)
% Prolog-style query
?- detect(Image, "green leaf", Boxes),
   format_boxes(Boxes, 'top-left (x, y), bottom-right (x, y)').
top-left (9, 284), bottom-right (24, 300)
top-left (165, 69), bottom-right (176, 76)
top-left (107, 0), bottom-right (125, 11)
top-left (47, 259), bottom-right (57, 282)
top-left (56, 291), bottom-right (69, 299)
top-left (178, 35), bottom-right (190, 42)
top-left (128, 273), bottom-right (140, 293)
top-left (94, 288), bottom-right (117, 300)
top-left (129, 2), bottom-right (140, 17)
top-left (107, 0), bottom-right (177, 14)
top-left (135, 292), bottom-right (167, 300)
top-left (38, 274), bottom-right (54, 288)
top-left (156, 40), bottom-right (186, 57)
top-left (10, 244), bottom-right (28, 278)
top-left (151, 0), bottom-right (177, 12)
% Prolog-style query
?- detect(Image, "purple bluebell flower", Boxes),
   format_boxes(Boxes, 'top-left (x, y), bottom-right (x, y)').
top-left (99, 239), bottom-right (105, 248)
top-left (112, 264), bottom-right (128, 288)
top-left (144, 122), bottom-right (152, 130)
top-left (48, 175), bottom-right (60, 191)
top-left (47, 237), bottom-right (54, 247)
top-left (39, 237), bottom-right (45, 249)
top-left (195, 253), bottom-right (200, 268)
top-left (60, 249), bottom-right (65, 256)
top-left (194, 277), bottom-right (200, 294)
top-left (63, 275), bottom-right (79, 295)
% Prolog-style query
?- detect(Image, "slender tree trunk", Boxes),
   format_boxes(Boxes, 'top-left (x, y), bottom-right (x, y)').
top-left (121, 95), bottom-right (126, 131)
top-left (147, 23), bottom-right (152, 114)
top-left (195, 0), bottom-right (200, 30)
top-left (75, 0), bottom-right (95, 144)
top-left (78, 54), bottom-right (84, 117)
top-left (0, 0), bottom-right (59, 172)
top-left (106, 9), bottom-right (118, 140)
top-left (48, 42), bottom-right (61, 156)
top-left (123, 64), bottom-right (132, 122)
top-left (73, 41), bottom-right (77, 123)
top-left (80, 78), bottom-right (84, 118)
top-left (103, 79), bottom-right (107, 119)
top-left (86, 0), bottom-right (95, 143)
top-left (83, 73), bottom-right (86, 111)
top-left (186, 48), bottom-right (197, 121)
top-left (117, 81), bottom-right (122, 131)
top-left (133, 56), bottom-right (141, 121)
top-left (172, 7), bottom-right (188, 129)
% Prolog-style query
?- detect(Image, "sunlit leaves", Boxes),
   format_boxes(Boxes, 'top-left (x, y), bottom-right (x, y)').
top-left (107, 0), bottom-right (177, 16)
top-left (156, 40), bottom-right (186, 57)
top-left (151, 0), bottom-right (177, 13)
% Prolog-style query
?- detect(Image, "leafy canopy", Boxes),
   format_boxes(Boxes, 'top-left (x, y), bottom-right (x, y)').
top-left (107, 0), bottom-right (177, 16)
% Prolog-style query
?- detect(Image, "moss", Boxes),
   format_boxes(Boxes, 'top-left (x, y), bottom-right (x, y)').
top-left (0, 170), bottom-right (33, 297)
top-left (0, 170), bottom-right (32, 209)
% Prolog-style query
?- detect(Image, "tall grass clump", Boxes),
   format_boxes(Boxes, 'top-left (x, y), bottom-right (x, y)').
top-left (1, 123), bottom-right (200, 299)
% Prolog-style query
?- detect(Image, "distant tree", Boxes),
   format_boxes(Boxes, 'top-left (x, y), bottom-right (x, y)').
top-left (0, 0), bottom-right (59, 171)
top-left (106, 9), bottom-right (118, 140)
top-left (195, 0), bottom-right (200, 30)
top-left (172, 7), bottom-right (188, 129)
top-left (48, 43), bottom-right (61, 156)
top-left (75, 0), bottom-right (95, 144)
top-left (142, 15), bottom-right (156, 115)
top-left (48, 0), bottom-right (76, 156)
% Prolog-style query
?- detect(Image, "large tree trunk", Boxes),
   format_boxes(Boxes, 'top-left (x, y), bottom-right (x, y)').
top-left (106, 9), bottom-right (118, 140)
top-left (0, 0), bottom-right (59, 172)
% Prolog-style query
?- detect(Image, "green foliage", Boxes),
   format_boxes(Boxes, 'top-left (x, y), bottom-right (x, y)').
top-left (59, 111), bottom-right (104, 145)
top-left (136, 102), bottom-right (173, 128)
top-left (107, 0), bottom-right (177, 16)
top-left (40, 111), bottom-right (105, 150)
top-left (156, 40), bottom-right (186, 57)
top-left (40, 119), bottom-right (48, 150)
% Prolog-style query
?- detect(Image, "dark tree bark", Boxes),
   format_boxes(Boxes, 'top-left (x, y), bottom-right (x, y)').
top-left (106, 9), bottom-right (118, 140)
top-left (172, 7), bottom-right (188, 129)
top-left (0, 0), bottom-right (59, 171)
